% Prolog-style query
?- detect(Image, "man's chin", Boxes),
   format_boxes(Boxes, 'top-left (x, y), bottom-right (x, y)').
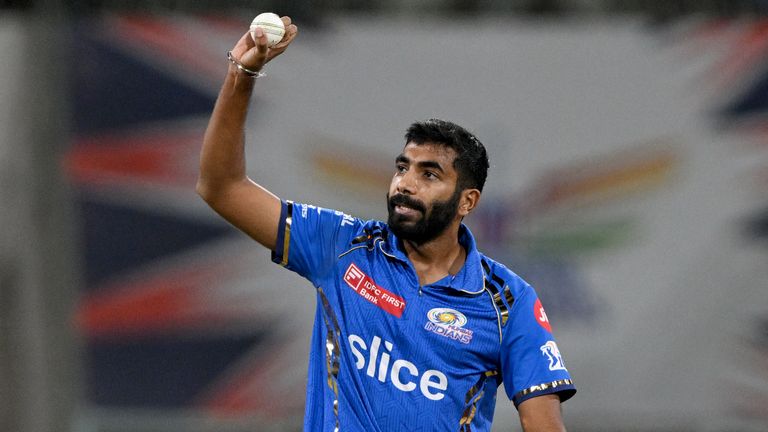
top-left (388, 212), bottom-right (420, 226)
top-left (388, 219), bottom-right (419, 236)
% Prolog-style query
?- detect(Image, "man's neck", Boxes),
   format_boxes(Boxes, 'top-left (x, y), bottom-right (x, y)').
top-left (402, 223), bottom-right (466, 287)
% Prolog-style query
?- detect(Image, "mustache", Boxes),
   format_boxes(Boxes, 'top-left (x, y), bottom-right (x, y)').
top-left (388, 194), bottom-right (426, 213)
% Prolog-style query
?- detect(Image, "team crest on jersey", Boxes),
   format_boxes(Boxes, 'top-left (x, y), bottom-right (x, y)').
top-left (540, 341), bottom-right (567, 371)
top-left (424, 308), bottom-right (473, 344)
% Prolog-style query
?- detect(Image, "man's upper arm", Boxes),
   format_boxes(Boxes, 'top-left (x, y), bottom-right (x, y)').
top-left (499, 280), bottom-right (576, 406)
top-left (518, 394), bottom-right (566, 432)
top-left (198, 177), bottom-right (282, 250)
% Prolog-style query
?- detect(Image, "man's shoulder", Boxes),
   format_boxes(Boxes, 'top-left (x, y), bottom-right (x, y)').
top-left (338, 219), bottom-right (391, 251)
top-left (475, 252), bottom-right (532, 297)
top-left (360, 218), bottom-right (388, 231)
top-left (347, 217), bottom-right (389, 238)
top-left (292, 203), bottom-right (390, 250)
top-left (291, 202), bottom-right (379, 230)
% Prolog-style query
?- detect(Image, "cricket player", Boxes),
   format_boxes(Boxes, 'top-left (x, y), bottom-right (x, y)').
top-left (198, 16), bottom-right (575, 431)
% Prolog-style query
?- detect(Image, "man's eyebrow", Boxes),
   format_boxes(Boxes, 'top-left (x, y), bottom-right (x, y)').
top-left (395, 154), bottom-right (445, 173)
top-left (416, 160), bottom-right (445, 173)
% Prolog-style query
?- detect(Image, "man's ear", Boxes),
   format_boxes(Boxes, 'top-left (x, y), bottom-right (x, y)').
top-left (459, 189), bottom-right (481, 217)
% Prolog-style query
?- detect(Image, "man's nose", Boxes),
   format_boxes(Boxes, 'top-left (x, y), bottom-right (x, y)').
top-left (396, 171), bottom-right (416, 195)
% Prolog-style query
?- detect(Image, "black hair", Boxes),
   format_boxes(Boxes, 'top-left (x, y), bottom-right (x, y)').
top-left (404, 119), bottom-right (489, 192)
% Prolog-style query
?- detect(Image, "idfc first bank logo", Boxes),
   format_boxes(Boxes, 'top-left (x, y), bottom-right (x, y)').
top-left (424, 308), bottom-right (473, 344)
top-left (344, 263), bottom-right (406, 318)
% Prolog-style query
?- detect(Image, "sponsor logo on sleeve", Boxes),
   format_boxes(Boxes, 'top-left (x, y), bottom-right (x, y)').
top-left (540, 341), bottom-right (567, 371)
top-left (424, 308), bottom-right (474, 344)
top-left (343, 263), bottom-right (405, 318)
top-left (534, 298), bottom-right (552, 333)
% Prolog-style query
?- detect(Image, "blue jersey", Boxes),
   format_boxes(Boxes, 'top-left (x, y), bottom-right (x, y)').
top-left (271, 201), bottom-right (576, 431)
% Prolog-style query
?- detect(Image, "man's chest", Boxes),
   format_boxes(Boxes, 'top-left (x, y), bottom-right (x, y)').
top-left (324, 251), bottom-right (503, 378)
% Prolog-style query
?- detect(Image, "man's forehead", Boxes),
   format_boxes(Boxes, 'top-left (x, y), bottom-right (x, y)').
top-left (401, 141), bottom-right (457, 161)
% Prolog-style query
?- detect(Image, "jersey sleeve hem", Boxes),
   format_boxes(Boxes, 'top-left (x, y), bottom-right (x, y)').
top-left (512, 379), bottom-right (576, 408)
top-left (270, 200), bottom-right (292, 267)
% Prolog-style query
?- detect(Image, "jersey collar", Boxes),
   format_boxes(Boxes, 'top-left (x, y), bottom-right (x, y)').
top-left (383, 223), bottom-right (486, 294)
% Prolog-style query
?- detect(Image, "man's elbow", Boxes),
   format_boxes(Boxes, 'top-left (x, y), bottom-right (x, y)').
top-left (196, 178), bottom-right (225, 206)
top-left (196, 177), bottom-right (247, 211)
top-left (196, 179), bottom-right (213, 203)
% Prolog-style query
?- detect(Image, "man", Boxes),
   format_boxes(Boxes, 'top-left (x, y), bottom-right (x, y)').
top-left (198, 17), bottom-right (575, 432)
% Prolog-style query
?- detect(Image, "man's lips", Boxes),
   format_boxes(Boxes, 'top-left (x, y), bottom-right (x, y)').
top-left (394, 205), bottom-right (421, 217)
top-left (389, 194), bottom-right (425, 217)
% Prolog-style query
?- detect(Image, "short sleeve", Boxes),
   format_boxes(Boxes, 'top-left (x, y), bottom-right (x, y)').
top-left (500, 282), bottom-right (576, 408)
top-left (271, 200), bottom-right (362, 285)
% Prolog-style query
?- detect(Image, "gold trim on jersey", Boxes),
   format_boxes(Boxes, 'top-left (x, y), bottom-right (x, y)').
top-left (481, 260), bottom-right (513, 330)
top-left (515, 379), bottom-right (574, 400)
top-left (502, 285), bottom-right (514, 313)
top-left (459, 370), bottom-right (498, 431)
top-left (490, 283), bottom-right (509, 325)
top-left (318, 288), bottom-right (341, 431)
top-left (280, 201), bottom-right (293, 266)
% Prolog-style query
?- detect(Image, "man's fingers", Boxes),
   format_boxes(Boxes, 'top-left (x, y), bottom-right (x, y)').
top-left (230, 18), bottom-right (297, 70)
top-left (234, 27), bottom-right (269, 71)
top-left (286, 24), bottom-right (298, 40)
top-left (271, 24), bottom-right (298, 51)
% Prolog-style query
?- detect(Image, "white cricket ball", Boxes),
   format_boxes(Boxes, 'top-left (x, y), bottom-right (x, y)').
top-left (250, 12), bottom-right (286, 47)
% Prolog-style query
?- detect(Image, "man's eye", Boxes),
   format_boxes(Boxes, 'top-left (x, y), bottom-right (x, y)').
top-left (424, 171), bottom-right (437, 179)
top-left (396, 165), bottom-right (407, 173)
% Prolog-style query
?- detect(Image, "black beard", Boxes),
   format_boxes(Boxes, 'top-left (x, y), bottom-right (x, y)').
top-left (386, 188), bottom-right (462, 245)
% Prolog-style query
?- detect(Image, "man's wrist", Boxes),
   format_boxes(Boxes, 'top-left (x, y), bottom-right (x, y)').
top-left (227, 51), bottom-right (266, 79)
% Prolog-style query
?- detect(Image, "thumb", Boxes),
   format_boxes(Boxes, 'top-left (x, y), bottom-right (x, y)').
top-left (240, 28), bottom-right (268, 71)
top-left (252, 27), bottom-right (268, 55)
top-left (241, 27), bottom-right (268, 69)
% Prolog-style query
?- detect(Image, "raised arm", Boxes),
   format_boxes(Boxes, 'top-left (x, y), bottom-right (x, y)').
top-left (197, 16), bottom-right (298, 250)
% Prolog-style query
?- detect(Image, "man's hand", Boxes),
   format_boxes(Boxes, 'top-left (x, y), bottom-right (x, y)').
top-left (231, 16), bottom-right (298, 73)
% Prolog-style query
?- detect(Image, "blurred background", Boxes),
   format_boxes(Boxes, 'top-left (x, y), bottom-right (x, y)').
top-left (1, 0), bottom-right (768, 431)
